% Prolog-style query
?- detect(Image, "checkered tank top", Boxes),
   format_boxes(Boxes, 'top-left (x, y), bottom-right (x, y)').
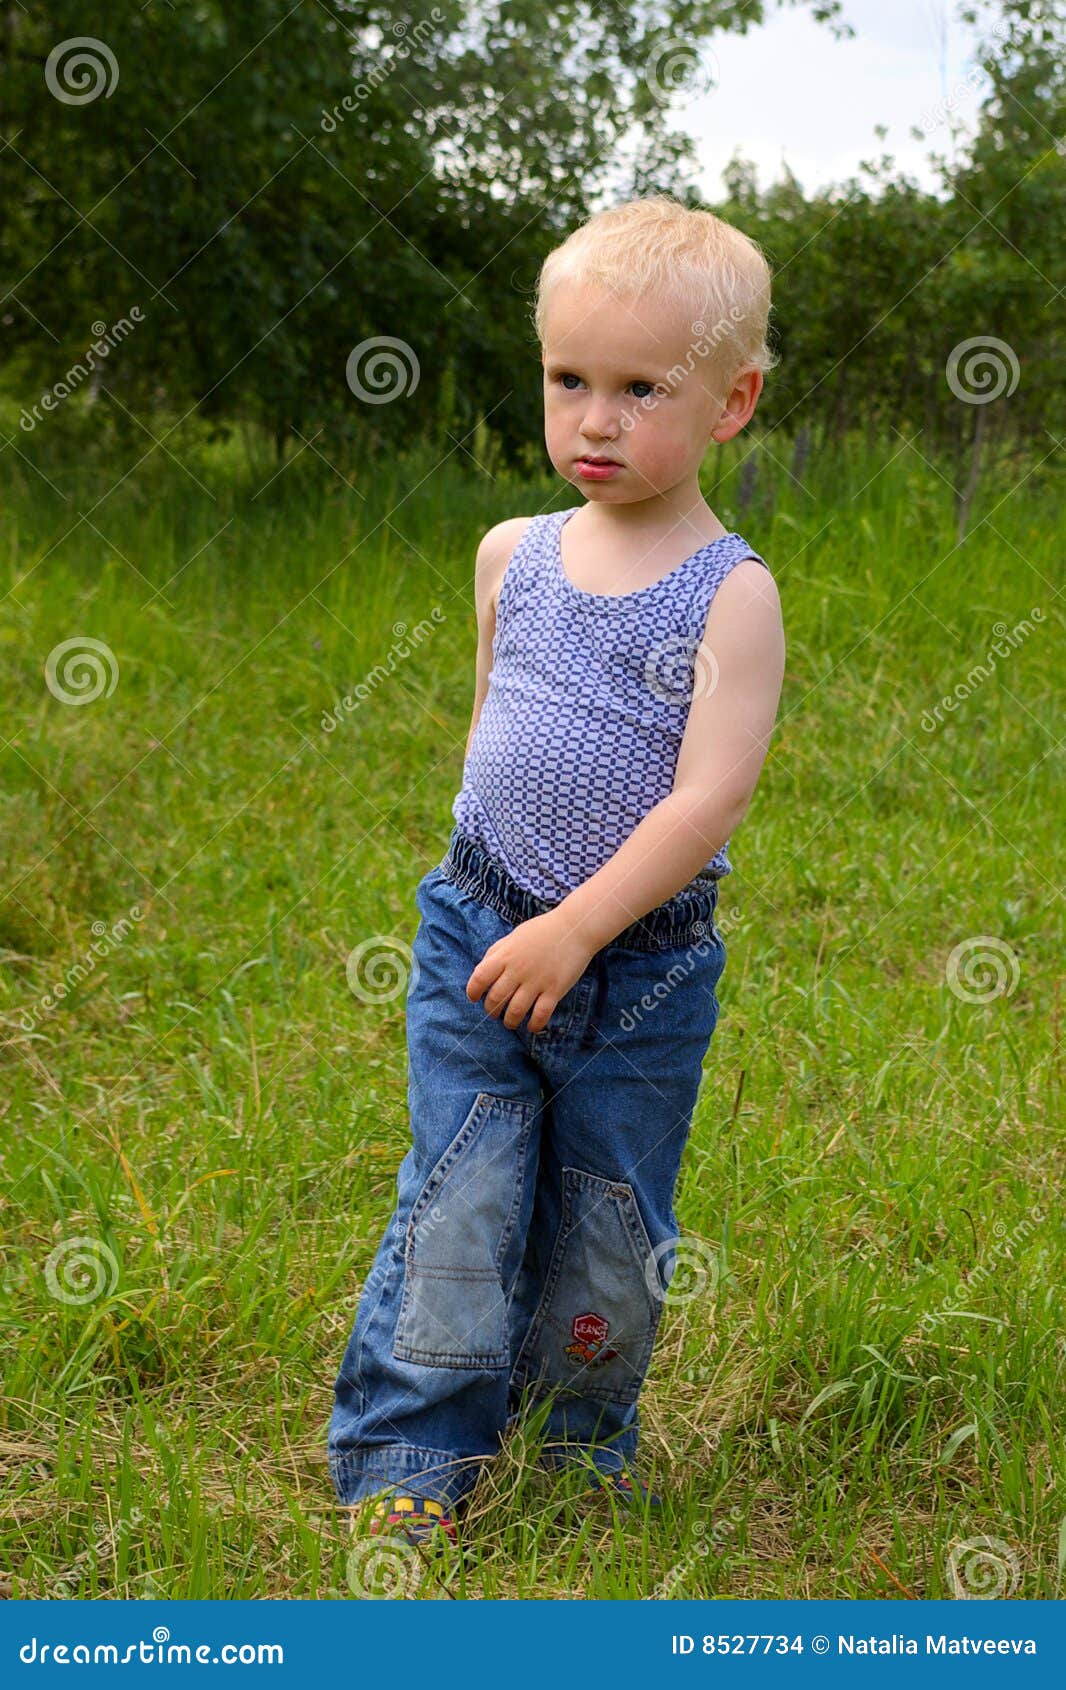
top-left (451, 505), bottom-right (770, 902)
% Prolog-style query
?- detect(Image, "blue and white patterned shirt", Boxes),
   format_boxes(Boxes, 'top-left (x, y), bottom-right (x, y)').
top-left (452, 505), bottom-right (770, 901)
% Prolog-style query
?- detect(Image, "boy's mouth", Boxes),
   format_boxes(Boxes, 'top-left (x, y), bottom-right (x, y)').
top-left (576, 454), bottom-right (623, 479)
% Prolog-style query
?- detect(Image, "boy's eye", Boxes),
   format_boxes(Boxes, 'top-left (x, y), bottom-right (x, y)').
top-left (555, 373), bottom-right (659, 398)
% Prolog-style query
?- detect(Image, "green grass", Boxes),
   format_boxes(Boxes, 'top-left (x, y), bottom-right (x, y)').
top-left (1, 409), bottom-right (1062, 1599)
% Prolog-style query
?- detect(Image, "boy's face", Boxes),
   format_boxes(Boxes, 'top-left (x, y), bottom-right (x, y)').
top-left (541, 279), bottom-right (757, 502)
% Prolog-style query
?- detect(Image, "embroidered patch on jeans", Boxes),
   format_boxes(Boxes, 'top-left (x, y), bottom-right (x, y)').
top-left (565, 1310), bottom-right (621, 1369)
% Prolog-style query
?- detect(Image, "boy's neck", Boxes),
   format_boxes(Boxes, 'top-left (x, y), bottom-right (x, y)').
top-left (572, 482), bottom-right (728, 549)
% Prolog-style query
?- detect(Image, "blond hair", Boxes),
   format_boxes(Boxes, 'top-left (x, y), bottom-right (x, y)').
top-left (534, 195), bottom-right (777, 386)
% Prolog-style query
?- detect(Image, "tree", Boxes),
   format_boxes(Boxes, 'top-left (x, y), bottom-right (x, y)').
top-left (0, 0), bottom-right (846, 460)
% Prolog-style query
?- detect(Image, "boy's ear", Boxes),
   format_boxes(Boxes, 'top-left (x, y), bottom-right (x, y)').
top-left (709, 367), bottom-right (763, 444)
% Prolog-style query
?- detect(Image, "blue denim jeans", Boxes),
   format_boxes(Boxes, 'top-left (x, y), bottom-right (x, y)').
top-left (327, 825), bottom-right (727, 1510)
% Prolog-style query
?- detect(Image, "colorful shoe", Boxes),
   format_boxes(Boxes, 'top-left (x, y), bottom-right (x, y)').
top-left (586, 1470), bottom-right (662, 1509)
top-left (366, 1493), bottom-right (459, 1546)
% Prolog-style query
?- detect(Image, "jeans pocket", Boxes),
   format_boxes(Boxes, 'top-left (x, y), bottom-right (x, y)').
top-left (393, 1091), bottom-right (538, 1370)
top-left (513, 1167), bottom-right (662, 1406)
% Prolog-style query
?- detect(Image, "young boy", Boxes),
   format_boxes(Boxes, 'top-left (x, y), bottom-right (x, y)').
top-left (328, 195), bottom-right (786, 1545)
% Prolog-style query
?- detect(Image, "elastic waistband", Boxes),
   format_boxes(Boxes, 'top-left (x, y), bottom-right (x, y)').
top-left (438, 826), bottom-right (719, 954)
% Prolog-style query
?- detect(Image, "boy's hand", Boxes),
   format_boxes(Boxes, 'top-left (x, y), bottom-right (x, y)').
top-left (465, 909), bottom-right (595, 1035)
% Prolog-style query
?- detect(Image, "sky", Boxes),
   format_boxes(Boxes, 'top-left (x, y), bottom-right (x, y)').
top-left (673, 0), bottom-right (989, 200)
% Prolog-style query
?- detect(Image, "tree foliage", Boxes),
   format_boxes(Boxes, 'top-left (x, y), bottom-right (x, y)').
top-left (1, 0), bottom-right (1061, 470)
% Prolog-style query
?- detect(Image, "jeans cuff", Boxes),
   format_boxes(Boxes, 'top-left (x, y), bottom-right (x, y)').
top-left (534, 1434), bottom-right (638, 1477)
top-left (329, 1444), bottom-right (492, 1510)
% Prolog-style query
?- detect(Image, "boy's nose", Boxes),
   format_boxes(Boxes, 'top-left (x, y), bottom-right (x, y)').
top-left (580, 407), bottom-right (620, 441)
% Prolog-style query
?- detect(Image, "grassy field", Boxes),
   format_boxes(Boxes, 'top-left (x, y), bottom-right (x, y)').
top-left (1, 412), bottom-right (1062, 1600)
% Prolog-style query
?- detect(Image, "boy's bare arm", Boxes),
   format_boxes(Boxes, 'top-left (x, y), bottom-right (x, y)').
top-left (557, 559), bottom-right (786, 952)
top-left (463, 518), bottom-right (532, 761)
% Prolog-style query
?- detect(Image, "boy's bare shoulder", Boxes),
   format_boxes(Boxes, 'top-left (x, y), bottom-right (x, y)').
top-left (475, 516), bottom-right (536, 613)
top-left (701, 553), bottom-right (785, 658)
top-left (709, 554), bottom-right (781, 614)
